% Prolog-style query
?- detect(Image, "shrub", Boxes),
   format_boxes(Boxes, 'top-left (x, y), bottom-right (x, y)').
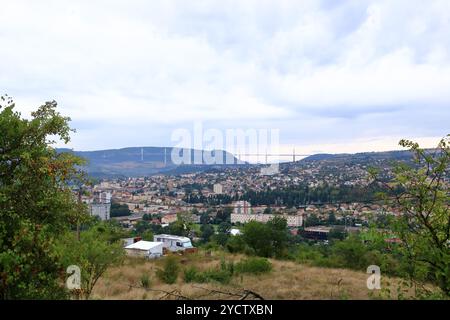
top-left (184, 266), bottom-right (206, 283)
top-left (226, 235), bottom-right (247, 253)
top-left (203, 269), bottom-right (232, 284)
top-left (235, 257), bottom-right (272, 274)
top-left (140, 273), bottom-right (151, 288)
top-left (183, 265), bottom-right (231, 284)
top-left (156, 256), bottom-right (180, 284)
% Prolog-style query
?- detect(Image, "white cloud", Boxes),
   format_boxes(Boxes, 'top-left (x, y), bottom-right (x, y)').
top-left (1, 0), bottom-right (449, 152)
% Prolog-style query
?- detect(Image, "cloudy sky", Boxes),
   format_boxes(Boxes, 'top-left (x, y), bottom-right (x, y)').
top-left (1, 0), bottom-right (449, 157)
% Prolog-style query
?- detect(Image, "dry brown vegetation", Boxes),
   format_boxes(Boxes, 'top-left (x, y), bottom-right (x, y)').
top-left (91, 250), bottom-right (414, 300)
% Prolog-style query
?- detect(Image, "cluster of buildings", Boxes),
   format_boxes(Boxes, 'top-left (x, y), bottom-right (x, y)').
top-left (76, 156), bottom-right (405, 233)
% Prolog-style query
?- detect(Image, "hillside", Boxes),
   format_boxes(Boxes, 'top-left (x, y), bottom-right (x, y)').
top-left (92, 250), bottom-right (415, 300)
top-left (57, 147), bottom-right (242, 177)
top-left (301, 150), bottom-right (416, 164)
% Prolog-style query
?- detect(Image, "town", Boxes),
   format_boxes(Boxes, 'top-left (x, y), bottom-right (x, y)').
top-left (79, 151), bottom-right (410, 253)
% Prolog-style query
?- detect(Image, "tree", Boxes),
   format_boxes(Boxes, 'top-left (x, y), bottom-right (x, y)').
top-left (212, 232), bottom-right (229, 246)
top-left (371, 135), bottom-right (450, 297)
top-left (327, 212), bottom-right (337, 225)
top-left (57, 223), bottom-right (125, 299)
top-left (305, 214), bottom-right (320, 227)
top-left (141, 230), bottom-right (154, 241)
top-left (266, 216), bottom-right (289, 257)
top-left (200, 224), bottom-right (215, 243)
top-left (110, 202), bottom-right (131, 217)
top-left (242, 221), bottom-right (272, 257)
top-left (0, 96), bottom-right (85, 299)
top-left (168, 220), bottom-right (190, 237)
top-left (215, 207), bottom-right (232, 224)
top-left (200, 212), bottom-right (210, 224)
top-left (218, 221), bottom-right (232, 234)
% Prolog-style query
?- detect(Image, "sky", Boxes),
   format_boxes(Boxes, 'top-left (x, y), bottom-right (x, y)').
top-left (1, 0), bottom-right (449, 158)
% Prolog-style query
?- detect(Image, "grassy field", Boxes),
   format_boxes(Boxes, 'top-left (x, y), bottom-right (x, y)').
top-left (91, 249), bottom-right (417, 300)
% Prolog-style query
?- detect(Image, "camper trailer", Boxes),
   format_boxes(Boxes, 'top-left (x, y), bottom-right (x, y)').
top-left (153, 234), bottom-right (194, 252)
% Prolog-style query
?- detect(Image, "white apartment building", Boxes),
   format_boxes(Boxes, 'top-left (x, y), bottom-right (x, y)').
top-left (89, 203), bottom-right (111, 221)
top-left (213, 183), bottom-right (223, 194)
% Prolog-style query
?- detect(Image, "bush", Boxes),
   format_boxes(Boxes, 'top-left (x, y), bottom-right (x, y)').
top-left (183, 265), bottom-right (231, 284)
top-left (140, 273), bottom-right (151, 288)
top-left (156, 256), bottom-right (180, 284)
top-left (226, 235), bottom-right (247, 253)
top-left (235, 257), bottom-right (272, 274)
top-left (184, 266), bottom-right (206, 283)
top-left (204, 269), bottom-right (232, 284)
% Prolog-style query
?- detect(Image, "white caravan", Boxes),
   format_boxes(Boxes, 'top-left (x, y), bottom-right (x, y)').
top-left (153, 234), bottom-right (194, 252)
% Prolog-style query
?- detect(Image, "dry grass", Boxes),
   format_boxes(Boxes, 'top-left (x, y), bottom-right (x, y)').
top-left (91, 250), bottom-right (414, 300)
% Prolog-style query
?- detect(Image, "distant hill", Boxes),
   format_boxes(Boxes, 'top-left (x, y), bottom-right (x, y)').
top-left (301, 150), bottom-right (416, 164)
top-left (57, 147), bottom-right (242, 177)
top-left (57, 146), bottom-right (429, 178)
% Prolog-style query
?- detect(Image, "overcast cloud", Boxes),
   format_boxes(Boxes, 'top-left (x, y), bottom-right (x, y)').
top-left (1, 0), bottom-right (449, 155)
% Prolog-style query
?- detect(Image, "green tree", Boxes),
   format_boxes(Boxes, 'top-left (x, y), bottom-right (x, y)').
top-left (110, 202), bottom-right (131, 217)
top-left (0, 96), bottom-right (85, 299)
top-left (57, 223), bottom-right (125, 299)
top-left (327, 212), bottom-right (337, 225)
top-left (168, 220), bottom-right (190, 237)
top-left (371, 135), bottom-right (450, 297)
top-left (242, 221), bottom-right (273, 257)
top-left (218, 221), bottom-right (231, 234)
top-left (305, 214), bottom-right (320, 227)
top-left (200, 224), bottom-right (215, 243)
top-left (141, 230), bottom-right (154, 241)
top-left (266, 216), bottom-right (289, 257)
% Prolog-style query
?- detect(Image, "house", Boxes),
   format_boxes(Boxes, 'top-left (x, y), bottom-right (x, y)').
top-left (124, 240), bottom-right (164, 259)
top-left (161, 213), bottom-right (178, 224)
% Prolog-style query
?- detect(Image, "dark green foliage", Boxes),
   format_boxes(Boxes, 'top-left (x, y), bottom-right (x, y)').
top-left (167, 220), bottom-right (190, 237)
top-left (240, 217), bottom-right (289, 258)
top-left (226, 235), bottom-right (247, 253)
top-left (110, 202), bottom-right (131, 217)
top-left (212, 232), bottom-right (229, 246)
top-left (200, 224), bottom-right (215, 243)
